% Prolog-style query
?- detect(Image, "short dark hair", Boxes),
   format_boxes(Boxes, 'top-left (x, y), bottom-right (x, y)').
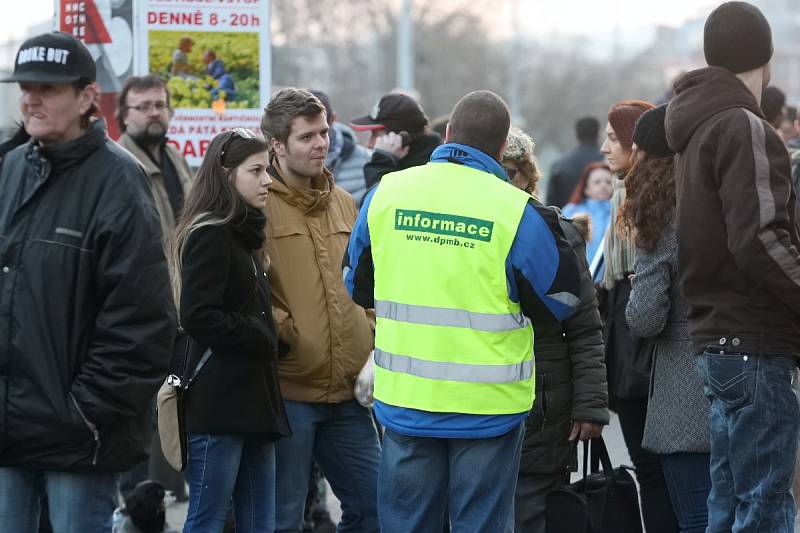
top-left (785, 105), bottom-right (797, 124)
top-left (73, 77), bottom-right (98, 130)
top-left (308, 89), bottom-right (333, 121)
top-left (448, 91), bottom-right (510, 158)
top-left (575, 116), bottom-right (600, 142)
top-left (116, 75), bottom-right (170, 131)
top-left (761, 86), bottom-right (786, 127)
top-left (261, 88), bottom-right (325, 146)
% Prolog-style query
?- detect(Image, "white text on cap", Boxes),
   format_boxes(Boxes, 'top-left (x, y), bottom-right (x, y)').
top-left (17, 47), bottom-right (71, 66)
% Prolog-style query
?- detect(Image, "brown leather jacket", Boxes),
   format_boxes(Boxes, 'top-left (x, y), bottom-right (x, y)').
top-left (265, 165), bottom-right (374, 403)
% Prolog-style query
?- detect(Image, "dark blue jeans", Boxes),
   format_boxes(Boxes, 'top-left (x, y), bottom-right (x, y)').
top-left (699, 349), bottom-right (799, 532)
top-left (0, 468), bottom-right (117, 533)
top-left (274, 400), bottom-right (381, 533)
top-left (183, 433), bottom-right (276, 533)
top-left (660, 452), bottom-right (711, 533)
top-left (378, 422), bottom-right (525, 533)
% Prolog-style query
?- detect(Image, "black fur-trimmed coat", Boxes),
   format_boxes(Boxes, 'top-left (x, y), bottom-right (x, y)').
top-left (519, 210), bottom-right (610, 476)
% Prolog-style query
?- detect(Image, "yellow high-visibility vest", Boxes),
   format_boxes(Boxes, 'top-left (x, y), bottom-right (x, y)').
top-left (367, 161), bottom-right (535, 415)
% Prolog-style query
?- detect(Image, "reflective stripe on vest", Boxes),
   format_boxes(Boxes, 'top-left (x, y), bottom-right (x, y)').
top-left (375, 300), bottom-right (530, 332)
top-left (374, 348), bottom-right (534, 383)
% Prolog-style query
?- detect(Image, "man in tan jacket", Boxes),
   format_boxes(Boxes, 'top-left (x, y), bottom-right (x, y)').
top-left (115, 75), bottom-right (193, 501)
top-left (262, 88), bottom-right (379, 533)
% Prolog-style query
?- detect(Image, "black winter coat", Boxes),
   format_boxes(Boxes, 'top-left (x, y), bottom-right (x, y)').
top-left (0, 120), bottom-right (176, 472)
top-left (601, 277), bottom-right (650, 403)
top-left (545, 143), bottom-right (605, 208)
top-left (180, 210), bottom-right (290, 438)
top-left (520, 213), bottom-right (609, 476)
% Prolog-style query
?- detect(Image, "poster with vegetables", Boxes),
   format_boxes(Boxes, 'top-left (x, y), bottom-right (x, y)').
top-left (138, 0), bottom-right (270, 166)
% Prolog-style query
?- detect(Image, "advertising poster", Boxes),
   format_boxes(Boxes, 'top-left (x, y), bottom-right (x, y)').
top-left (138, 0), bottom-right (271, 166)
top-left (56, 0), bottom-right (135, 139)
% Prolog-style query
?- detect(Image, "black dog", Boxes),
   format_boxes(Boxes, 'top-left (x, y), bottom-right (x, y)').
top-left (113, 480), bottom-right (171, 533)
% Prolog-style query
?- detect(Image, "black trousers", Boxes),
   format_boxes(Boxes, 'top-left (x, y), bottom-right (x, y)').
top-left (616, 397), bottom-right (679, 533)
top-left (514, 471), bottom-right (571, 533)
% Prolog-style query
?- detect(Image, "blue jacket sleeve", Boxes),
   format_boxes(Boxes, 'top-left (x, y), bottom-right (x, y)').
top-left (344, 186), bottom-right (377, 308)
top-left (507, 201), bottom-right (581, 324)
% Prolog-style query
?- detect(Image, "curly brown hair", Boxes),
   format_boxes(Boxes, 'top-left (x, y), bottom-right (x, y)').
top-left (618, 150), bottom-right (675, 251)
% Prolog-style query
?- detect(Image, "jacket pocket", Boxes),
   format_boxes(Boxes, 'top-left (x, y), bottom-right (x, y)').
top-left (68, 393), bottom-right (101, 465)
top-left (270, 223), bottom-right (309, 239)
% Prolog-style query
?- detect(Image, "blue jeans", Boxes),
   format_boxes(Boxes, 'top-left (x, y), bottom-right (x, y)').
top-left (699, 349), bottom-right (799, 532)
top-left (660, 452), bottom-right (711, 533)
top-left (0, 468), bottom-right (117, 533)
top-left (274, 400), bottom-right (380, 533)
top-left (379, 422), bottom-right (525, 533)
top-left (184, 433), bottom-right (276, 533)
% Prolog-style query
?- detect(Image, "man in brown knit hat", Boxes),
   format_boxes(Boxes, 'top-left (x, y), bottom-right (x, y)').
top-left (666, 2), bottom-right (800, 530)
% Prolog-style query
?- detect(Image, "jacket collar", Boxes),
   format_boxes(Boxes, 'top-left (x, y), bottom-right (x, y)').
top-left (25, 118), bottom-right (108, 180)
top-left (267, 161), bottom-right (334, 215)
top-left (430, 142), bottom-right (508, 182)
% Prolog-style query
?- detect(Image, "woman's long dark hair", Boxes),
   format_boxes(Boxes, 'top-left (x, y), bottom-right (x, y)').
top-left (618, 150), bottom-right (675, 251)
top-left (171, 129), bottom-right (268, 306)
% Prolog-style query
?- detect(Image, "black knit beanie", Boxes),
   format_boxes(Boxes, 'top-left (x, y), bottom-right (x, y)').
top-left (632, 105), bottom-right (673, 159)
top-left (704, 1), bottom-right (773, 74)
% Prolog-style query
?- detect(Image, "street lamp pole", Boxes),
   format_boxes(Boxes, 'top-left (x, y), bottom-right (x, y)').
top-left (397, 0), bottom-right (414, 91)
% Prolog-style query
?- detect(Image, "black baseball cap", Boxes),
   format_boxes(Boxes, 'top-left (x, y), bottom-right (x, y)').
top-left (1, 31), bottom-right (96, 84)
top-left (350, 93), bottom-right (428, 133)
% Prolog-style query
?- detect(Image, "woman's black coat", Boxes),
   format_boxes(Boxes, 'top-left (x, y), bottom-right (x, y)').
top-left (179, 210), bottom-right (290, 438)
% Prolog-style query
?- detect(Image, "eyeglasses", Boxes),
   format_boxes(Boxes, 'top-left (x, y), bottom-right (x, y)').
top-left (502, 166), bottom-right (518, 180)
top-left (127, 101), bottom-right (169, 113)
top-left (220, 128), bottom-right (259, 160)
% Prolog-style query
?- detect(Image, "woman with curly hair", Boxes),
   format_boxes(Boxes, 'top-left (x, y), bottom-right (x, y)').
top-left (621, 105), bottom-right (710, 533)
top-left (599, 99), bottom-right (679, 533)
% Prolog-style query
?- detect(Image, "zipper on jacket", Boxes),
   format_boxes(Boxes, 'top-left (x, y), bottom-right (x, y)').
top-left (539, 372), bottom-right (548, 432)
top-left (69, 393), bottom-right (101, 465)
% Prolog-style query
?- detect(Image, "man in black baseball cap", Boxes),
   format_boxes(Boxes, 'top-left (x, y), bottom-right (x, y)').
top-left (0, 31), bottom-right (175, 532)
top-left (2, 31), bottom-right (98, 145)
top-left (350, 92), bottom-right (441, 199)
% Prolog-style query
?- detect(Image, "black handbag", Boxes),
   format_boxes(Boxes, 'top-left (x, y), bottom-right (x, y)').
top-left (545, 437), bottom-right (642, 533)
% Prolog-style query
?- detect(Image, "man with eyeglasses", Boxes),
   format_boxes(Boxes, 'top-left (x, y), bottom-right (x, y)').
top-left (117, 75), bottom-right (193, 247)
top-left (116, 75), bottom-right (193, 502)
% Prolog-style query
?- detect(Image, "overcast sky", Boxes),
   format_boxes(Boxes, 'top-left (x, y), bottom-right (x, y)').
top-left (3, 0), bottom-right (720, 56)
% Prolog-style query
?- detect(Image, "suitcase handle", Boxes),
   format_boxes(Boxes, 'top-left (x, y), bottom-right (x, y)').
top-left (581, 436), bottom-right (618, 493)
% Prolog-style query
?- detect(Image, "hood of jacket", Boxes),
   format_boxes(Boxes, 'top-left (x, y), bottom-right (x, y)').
top-left (268, 163), bottom-right (335, 215)
top-left (666, 67), bottom-right (764, 153)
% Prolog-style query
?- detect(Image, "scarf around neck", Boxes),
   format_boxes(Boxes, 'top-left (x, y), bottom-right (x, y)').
top-left (430, 142), bottom-right (509, 182)
top-left (601, 176), bottom-right (636, 289)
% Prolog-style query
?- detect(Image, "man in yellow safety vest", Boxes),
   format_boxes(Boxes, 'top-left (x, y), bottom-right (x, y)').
top-left (344, 90), bottom-right (581, 532)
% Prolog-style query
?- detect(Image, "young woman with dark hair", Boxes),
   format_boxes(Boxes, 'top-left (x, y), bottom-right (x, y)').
top-left (621, 105), bottom-right (710, 533)
top-left (562, 161), bottom-right (613, 264)
top-left (599, 100), bottom-right (680, 533)
top-left (173, 129), bottom-right (291, 532)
